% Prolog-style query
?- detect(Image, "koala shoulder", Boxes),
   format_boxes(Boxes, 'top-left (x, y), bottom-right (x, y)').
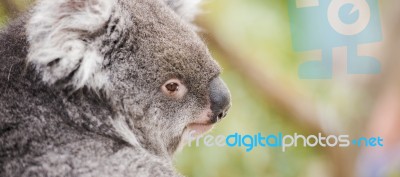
top-left (2, 135), bottom-right (182, 177)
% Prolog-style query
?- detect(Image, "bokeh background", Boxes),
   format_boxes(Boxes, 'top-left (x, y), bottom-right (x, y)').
top-left (1, 0), bottom-right (400, 177)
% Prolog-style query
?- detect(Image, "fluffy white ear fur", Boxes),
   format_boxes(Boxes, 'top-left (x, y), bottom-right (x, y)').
top-left (27, 0), bottom-right (115, 91)
top-left (165, 0), bottom-right (204, 22)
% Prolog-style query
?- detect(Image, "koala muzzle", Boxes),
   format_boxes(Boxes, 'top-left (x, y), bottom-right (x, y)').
top-left (209, 77), bottom-right (231, 123)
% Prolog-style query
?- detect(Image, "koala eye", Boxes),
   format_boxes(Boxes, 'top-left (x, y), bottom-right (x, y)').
top-left (166, 83), bottom-right (179, 92)
top-left (162, 79), bottom-right (187, 99)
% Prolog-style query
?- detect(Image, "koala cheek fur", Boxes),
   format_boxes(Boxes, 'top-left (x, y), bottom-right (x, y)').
top-left (0, 0), bottom-right (231, 176)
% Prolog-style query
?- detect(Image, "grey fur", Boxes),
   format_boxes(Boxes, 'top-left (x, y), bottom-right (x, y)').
top-left (0, 0), bottom-right (229, 176)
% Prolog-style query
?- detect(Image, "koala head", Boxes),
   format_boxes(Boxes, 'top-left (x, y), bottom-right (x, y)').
top-left (27, 0), bottom-right (231, 156)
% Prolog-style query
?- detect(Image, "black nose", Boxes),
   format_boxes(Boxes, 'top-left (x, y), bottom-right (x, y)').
top-left (209, 77), bottom-right (231, 123)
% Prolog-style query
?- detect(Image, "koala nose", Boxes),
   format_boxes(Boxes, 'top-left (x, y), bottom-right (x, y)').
top-left (209, 77), bottom-right (231, 123)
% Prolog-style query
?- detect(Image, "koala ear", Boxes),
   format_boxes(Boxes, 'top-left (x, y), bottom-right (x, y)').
top-left (164, 0), bottom-right (204, 22)
top-left (27, 0), bottom-right (115, 91)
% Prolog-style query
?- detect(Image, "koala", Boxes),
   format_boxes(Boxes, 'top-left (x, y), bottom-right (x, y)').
top-left (0, 0), bottom-right (231, 176)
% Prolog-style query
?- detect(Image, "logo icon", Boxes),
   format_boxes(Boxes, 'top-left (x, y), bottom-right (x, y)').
top-left (288, 0), bottom-right (382, 79)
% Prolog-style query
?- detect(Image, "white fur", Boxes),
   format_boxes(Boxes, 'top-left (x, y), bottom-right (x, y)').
top-left (166, 0), bottom-right (204, 22)
top-left (27, 0), bottom-right (115, 90)
top-left (112, 115), bottom-right (141, 147)
top-left (178, 0), bottom-right (203, 22)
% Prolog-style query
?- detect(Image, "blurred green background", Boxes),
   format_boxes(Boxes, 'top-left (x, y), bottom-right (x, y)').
top-left (177, 1), bottom-right (336, 177)
top-left (2, 0), bottom-right (400, 177)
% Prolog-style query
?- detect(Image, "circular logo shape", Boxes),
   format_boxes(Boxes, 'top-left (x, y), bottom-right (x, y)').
top-left (328, 0), bottom-right (371, 35)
